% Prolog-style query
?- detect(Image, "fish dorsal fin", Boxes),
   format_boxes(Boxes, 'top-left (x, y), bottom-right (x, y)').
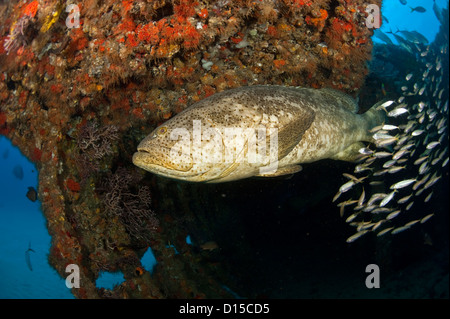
top-left (319, 88), bottom-right (359, 113)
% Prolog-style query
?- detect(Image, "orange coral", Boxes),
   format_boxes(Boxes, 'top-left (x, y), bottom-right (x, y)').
top-left (284, 0), bottom-right (313, 8)
top-left (51, 84), bottom-right (64, 93)
top-left (266, 25), bottom-right (278, 37)
top-left (0, 112), bottom-right (6, 126)
top-left (326, 18), bottom-right (354, 49)
top-left (23, 0), bottom-right (38, 18)
top-left (135, 266), bottom-right (145, 276)
top-left (182, 24), bottom-right (201, 49)
top-left (137, 23), bottom-right (160, 45)
top-left (31, 147), bottom-right (42, 162)
top-left (126, 33), bottom-right (139, 48)
top-left (66, 178), bottom-right (81, 192)
top-left (306, 9), bottom-right (328, 30)
top-left (122, 0), bottom-right (133, 13)
top-left (69, 29), bottom-right (88, 52)
top-left (132, 107), bottom-right (145, 119)
top-left (273, 59), bottom-right (286, 68)
top-left (174, 0), bottom-right (198, 18)
top-left (116, 16), bottom-right (136, 34)
top-left (198, 8), bottom-right (208, 19)
top-left (230, 32), bottom-right (244, 44)
top-left (111, 98), bottom-right (131, 112)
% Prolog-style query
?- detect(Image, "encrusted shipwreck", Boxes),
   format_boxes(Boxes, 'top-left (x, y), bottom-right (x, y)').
top-left (1, 0), bottom-right (381, 298)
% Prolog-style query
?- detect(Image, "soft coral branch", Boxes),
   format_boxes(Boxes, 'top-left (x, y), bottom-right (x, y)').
top-left (102, 167), bottom-right (159, 241)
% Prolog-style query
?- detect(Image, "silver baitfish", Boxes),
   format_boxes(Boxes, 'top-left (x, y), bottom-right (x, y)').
top-left (334, 32), bottom-right (448, 243)
top-left (390, 179), bottom-right (417, 189)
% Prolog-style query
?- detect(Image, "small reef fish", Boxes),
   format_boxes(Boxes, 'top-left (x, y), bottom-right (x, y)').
top-left (426, 141), bottom-right (440, 150)
top-left (410, 6), bottom-right (426, 13)
top-left (374, 151), bottom-right (393, 158)
top-left (411, 129), bottom-right (424, 136)
top-left (391, 225), bottom-right (411, 235)
top-left (200, 241), bottom-right (219, 251)
top-left (133, 86), bottom-right (385, 182)
top-left (433, 0), bottom-right (444, 24)
top-left (377, 100), bottom-right (395, 110)
top-left (375, 137), bottom-right (398, 148)
top-left (357, 187), bottom-right (365, 207)
top-left (339, 180), bottom-right (356, 193)
top-left (338, 200), bottom-right (358, 217)
top-left (388, 165), bottom-right (406, 174)
top-left (409, 31), bottom-right (429, 44)
top-left (25, 242), bottom-right (35, 271)
top-left (388, 107), bottom-right (409, 117)
top-left (26, 186), bottom-right (37, 202)
top-left (398, 31), bottom-right (428, 44)
top-left (377, 227), bottom-right (394, 237)
top-left (387, 210), bottom-right (402, 220)
top-left (373, 30), bottom-right (393, 45)
top-left (390, 178), bottom-right (416, 189)
top-left (392, 34), bottom-right (413, 53)
top-left (13, 164), bottom-right (24, 180)
top-left (382, 124), bottom-right (399, 131)
top-left (397, 194), bottom-right (413, 204)
top-left (420, 213), bottom-right (434, 224)
top-left (424, 192), bottom-right (433, 203)
top-left (380, 190), bottom-right (396, 207)
top-left (346, 230), bottom-right (369, 243)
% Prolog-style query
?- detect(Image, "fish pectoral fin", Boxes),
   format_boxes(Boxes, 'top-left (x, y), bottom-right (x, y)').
top-left (276, 109), bottom-right (315, 159)
top-left (208, 162), bottom-right (240, 182)
top-left (331, 142), bottom-right (365, 162)
top-left (255, 164), bottom-right (302, 177)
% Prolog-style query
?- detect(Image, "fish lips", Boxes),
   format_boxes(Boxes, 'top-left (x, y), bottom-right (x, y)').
top-left (133, 146), bottom-right (221, 181)
top-left (132, 141), bottom-right (220, 181)
top-left (133, 145), bottom-right (192, 169)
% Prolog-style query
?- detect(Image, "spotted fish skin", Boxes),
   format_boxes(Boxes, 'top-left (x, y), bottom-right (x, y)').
top-left (133, 85), bottom-right (385, 182)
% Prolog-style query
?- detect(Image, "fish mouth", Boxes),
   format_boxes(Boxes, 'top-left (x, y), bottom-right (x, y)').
top-left (132, 147), bottom-right (212, 181)
top-left (133, 147), bottom-right (193, 171)
top-left (132, 148), bottom-right (218, 181)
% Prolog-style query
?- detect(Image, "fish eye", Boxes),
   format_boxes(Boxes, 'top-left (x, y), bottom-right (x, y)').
top-left (157, 126), bottom-right (168, 135)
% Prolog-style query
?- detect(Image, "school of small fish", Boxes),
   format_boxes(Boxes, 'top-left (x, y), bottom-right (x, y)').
top-left (336, 27), bottom-right (448, 243)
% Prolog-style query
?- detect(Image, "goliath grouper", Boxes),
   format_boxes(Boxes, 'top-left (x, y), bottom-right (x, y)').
top-left (133, 85), bottom-right (385, 182)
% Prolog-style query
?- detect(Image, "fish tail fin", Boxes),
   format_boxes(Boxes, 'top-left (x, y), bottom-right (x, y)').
top-left (409, 6), bottom-right (414, 12)
top-left (362, 101), bottom-right (386, 141)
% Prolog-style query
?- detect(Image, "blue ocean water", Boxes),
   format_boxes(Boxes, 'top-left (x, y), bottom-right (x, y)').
top-left (378, 0), bottom-right (446, 43)
top-left (0, 136), bottom-right (73, 298)
top-left (0, 0), bottom-right (448, 299)
top-left (0, 137), bottom-right (158, 297)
